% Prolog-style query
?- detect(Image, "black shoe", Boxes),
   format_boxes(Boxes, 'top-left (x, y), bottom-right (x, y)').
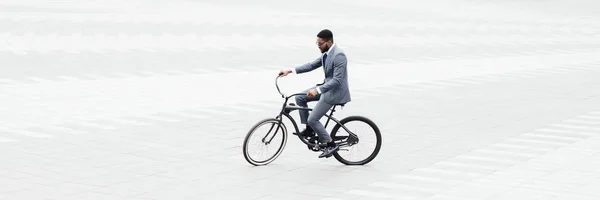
top-left (318, 142), bottom-right (339, 158)
top-left (295, 127), bottom-right (315, 137)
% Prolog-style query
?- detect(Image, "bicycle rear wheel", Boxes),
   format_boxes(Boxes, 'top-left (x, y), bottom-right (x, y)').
top-left (242, 118), bottom-right (288, 166)
top-left (330, 115), bottom-right (382, 165)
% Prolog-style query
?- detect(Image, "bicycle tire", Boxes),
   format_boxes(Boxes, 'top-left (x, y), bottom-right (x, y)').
top-left (330, 115), bottom-right (382, 165)
top-left (242, 118), bottom-right (288, 166)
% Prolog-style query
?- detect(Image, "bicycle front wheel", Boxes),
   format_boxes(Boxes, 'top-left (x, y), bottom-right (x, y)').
top-left (242, 118), bottom-right (288, 166)
top-left (330, 115), bottom-right (382, 165)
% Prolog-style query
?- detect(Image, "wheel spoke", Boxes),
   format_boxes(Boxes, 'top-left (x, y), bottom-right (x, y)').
top-left (242, 118), bottom-right (288, 166)
top-left (330, 116), bottom-right (382, 165)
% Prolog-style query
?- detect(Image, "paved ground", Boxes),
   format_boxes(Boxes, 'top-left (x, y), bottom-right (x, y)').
top-left (1, 0), bottom-right (600, 199)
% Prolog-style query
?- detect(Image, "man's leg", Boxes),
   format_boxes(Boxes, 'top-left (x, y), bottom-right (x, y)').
top-left (295, 87), bottom-right (320, 136)
top-left (307, 99), bottom-right (339, 158)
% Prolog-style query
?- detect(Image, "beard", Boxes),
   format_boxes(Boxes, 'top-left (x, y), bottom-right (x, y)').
top-left (321, 46), bottom-right (330, 53)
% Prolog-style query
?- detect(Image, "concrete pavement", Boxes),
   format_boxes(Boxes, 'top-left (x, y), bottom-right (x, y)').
top-left (1, 0), bottom-right (600, 199)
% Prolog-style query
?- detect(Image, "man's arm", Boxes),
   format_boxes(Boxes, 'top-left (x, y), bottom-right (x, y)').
top-left (290, 57), bottom-right (322, 74)
top-left (316, 53), bottom-right (347, 94)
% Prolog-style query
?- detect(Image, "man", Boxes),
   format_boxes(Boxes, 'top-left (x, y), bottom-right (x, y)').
top-left (278, 29), bottom-right (351, 158)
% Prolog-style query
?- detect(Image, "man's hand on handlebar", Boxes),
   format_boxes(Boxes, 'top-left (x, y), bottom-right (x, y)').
top-left (278, 69), bottom-right (292, 77)
top-left (307, 88), bottom-right (318, 98)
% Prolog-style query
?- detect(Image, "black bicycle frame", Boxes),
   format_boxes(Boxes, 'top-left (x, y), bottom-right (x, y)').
top-left (262, 76), bottom-right (358, 144)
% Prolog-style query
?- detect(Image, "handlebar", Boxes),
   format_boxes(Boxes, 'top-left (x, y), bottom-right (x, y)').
top-left (275, 75), bottom-right (284, 97)
top-left (276, 75), bottom-right (305, 98)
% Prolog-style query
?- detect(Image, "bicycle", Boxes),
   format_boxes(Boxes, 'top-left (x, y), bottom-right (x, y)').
top-left (242, 75), bottom-right (382, 166)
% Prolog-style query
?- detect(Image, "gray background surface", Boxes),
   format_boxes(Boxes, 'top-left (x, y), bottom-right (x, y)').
top-left (1, 0), bottom-right (600, 199)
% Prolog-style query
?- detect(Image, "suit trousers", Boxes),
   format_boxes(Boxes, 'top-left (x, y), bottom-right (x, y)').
top-left (295, 87), bottom-right (333, 143)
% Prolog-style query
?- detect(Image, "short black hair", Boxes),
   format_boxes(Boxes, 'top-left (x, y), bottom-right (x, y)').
top-left (317, 29), bottom-right (333, 42)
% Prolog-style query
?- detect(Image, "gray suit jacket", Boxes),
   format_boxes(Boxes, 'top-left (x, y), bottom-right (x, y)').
top-left (294, 45), bottom-right (351, 105)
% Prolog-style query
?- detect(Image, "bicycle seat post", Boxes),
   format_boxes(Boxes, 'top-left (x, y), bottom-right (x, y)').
top-left (324, 105), bottom-right (338, 129)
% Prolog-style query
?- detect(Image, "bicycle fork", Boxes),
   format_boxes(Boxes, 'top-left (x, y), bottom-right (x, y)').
top-left (262, 121), bottom-right (281, 144)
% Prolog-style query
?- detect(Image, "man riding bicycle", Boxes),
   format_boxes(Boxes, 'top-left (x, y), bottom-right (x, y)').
top-left (279, 29), bottom-right (351, 158)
